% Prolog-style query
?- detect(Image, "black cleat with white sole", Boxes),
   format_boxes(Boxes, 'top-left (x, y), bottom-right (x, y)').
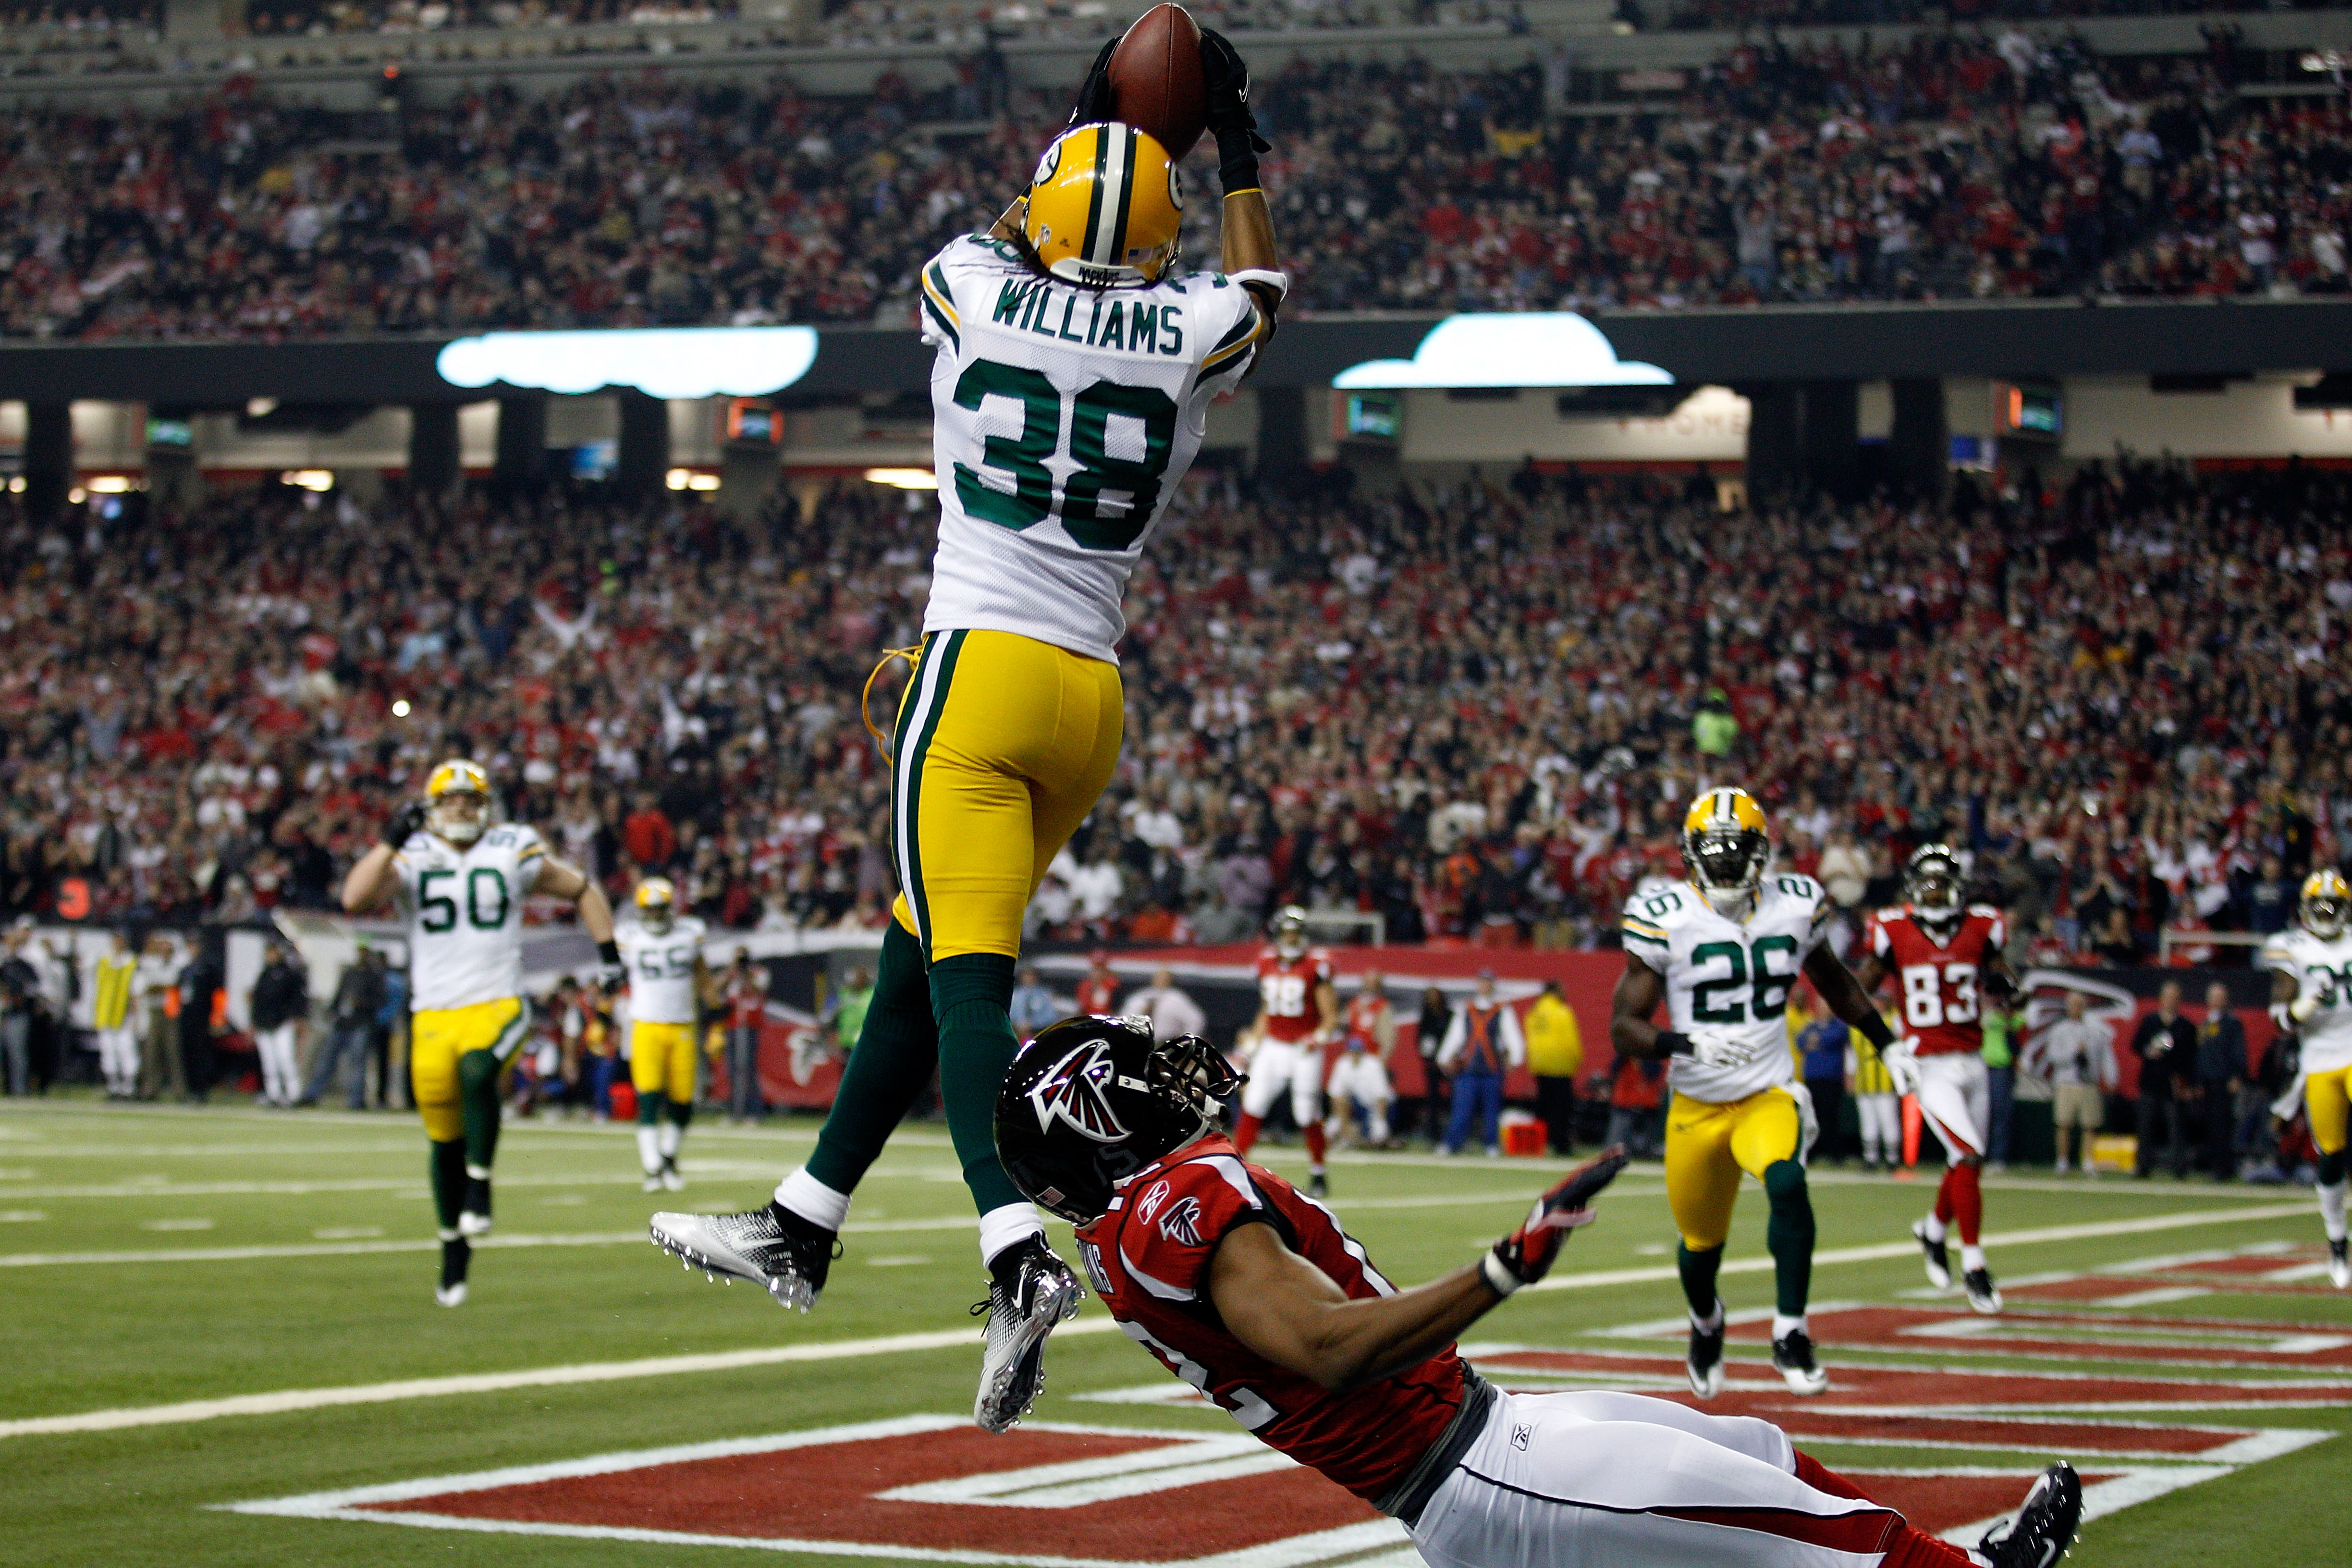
top-left (2329, 1237), bottom-right (2349, 1290)
top-left (973, 1237), bottom-right (1083, 1434)
top-left (1977, 1462), bottom-right (2082, 1568)
top-left (1912, 1218), bottom-right (1951, 1290)
top-left (1771, 1327), bottom-right (1829, 1395)
top-left (1686, 1299), bottom-right (1726, 1400)
top-left (649, 1201), bottom-right (838, 1310)
top-left (1964, 1264), bottom-right (2004, 1314)
top-left (435, 1237), bottom-right (471, 1308)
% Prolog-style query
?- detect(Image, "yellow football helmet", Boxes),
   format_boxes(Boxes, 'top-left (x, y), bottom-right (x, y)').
top-left (1682, 786), bottom-right (1771, 904)
top-left (636, 876), bottom-right (676, 935)
top-left (424, 759), bottom-right (491, 845)
top-left (1024, 122), bottom-right (1183, 287)
top-left (2303, 869), bottom-right (2349, 941)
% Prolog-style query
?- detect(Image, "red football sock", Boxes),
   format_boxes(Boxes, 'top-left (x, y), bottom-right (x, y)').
top-left (1948, 1161), bottom-right (1983, 1245)
top-left (1232, 1112), bottom-right (1263, 1157)
top-left (1932, 1166), bottom-right (1957, 1226)
top-left (1877, 1523), bottom-right (1976, 1568)
top-left (1794, 1451), bottom-right (1880, 1503)
top-left (1303, 1122), bottom-right (1328, 1167)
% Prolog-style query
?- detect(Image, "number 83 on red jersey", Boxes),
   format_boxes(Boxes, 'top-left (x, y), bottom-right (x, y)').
top-left (1866, 905), bottom-right (2007, 1056)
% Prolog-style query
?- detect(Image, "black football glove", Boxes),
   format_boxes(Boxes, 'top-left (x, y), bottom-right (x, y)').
top-left (1069, 37), bottom-right (1119, 127)
top-left (1482, 1146), bottom-right (1629, 1297)
top-left (381, 799), bottom-right (428, 848)
top-left (596, 940), bottom-right (627, 995)
top-left (1199, 26), bottom-right (1272, 196)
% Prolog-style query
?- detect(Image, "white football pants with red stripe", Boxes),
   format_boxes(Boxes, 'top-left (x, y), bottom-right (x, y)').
top-left (1913, 1052), bottom-right (1990, 1162)
top-left (1412, 1388), bottom-right (1931, 1568)
top-left (1240, 1039), bottom-right (1324, 1127)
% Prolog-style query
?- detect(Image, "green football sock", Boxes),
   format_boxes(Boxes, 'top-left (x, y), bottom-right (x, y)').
top-left (807, 920), bottom-right (937, 1196)
top-left (636, 1085), bottom-right (662, 1126)
top-left (665, 1096), bottom-right (694, 1130)
top-left (429, 1138), bottom-right (466, 1234)
top-left (931, 951), bottom-right (1024, 1217)
top-left (1678, 1240), bottom-right (1725, 1321)
top-left (1764, 1160), bottom-right (1815, 1318)
top-left (457, 1048), bottom-right (501, 1172)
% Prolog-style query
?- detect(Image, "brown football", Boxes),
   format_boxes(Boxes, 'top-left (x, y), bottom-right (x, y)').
top-left (1104, 3), bottom-right (1208, 160)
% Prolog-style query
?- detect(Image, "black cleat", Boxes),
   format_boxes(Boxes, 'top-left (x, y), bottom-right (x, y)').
top-left (435, 1237), bottom-right (471, 1308)
top-left (1687, 1299), bottom-right (1726, 1400)
top-left (458, 1175), bottom-right (493, 1238)
top-left (650, 1201), bottom-right (838, 1310)
top-left (1912, 1218), bottom-right (1951, 1290)
top-left (973, 1237), bottom-right (1083, 1433)
top-left (1978, 1462), bottom-right (2082, 1568)
top-left (1308, 1173), bottom-right (1329, 1199)
top-left (1964, 1264), bottom-right (2004, 1314)
top-left (1771, 1327), bottom-right (1828, 1395)
top-left (2329, 1237), bottom-right (2350, 1290)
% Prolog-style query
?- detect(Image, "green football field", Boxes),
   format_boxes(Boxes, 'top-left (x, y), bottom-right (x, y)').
top-left (1, 1096), bottom-right (2344, 1568)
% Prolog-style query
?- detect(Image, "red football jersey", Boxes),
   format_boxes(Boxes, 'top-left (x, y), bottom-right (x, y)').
top-left (1253, 947), bottom-right (1333, 1044)
top-left (1076, 974), bottom-right (1121, 1016)
top-left (1868, 905), bottom-right (2007, 1056)
top-left (1342, 994), bottom-right (1391, 1050)
top-left (1074, 1137), bottom-right (1468, 1502)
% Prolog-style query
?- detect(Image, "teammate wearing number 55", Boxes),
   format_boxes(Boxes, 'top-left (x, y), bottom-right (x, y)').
top-left (1852, 844), bottom-right (2019, 1315)
top-left (1612, 788), bottom-right (1899, 1400)
top-left (618, 878), bottom-right (716, 1194)
top-left (648, 31), bottom-right (1286, 1434)
top-left (343, 760), bottom-right (617, 1307)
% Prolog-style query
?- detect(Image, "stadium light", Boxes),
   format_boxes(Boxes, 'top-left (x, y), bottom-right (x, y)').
top-left (282, 470), bottom-right (335, 491)
top-left (665, 468), bottom-right (722, 491)
top-left (437, 327), bottom-right (821, 400)
top-left (84, 476), bottom-right (141, 493)
top-left (1332, 313), bottom-right (1671, 390)
top-left (392, 700), bottom-right (412, 718)
top-left (864, 468), bottom-right (939, 490)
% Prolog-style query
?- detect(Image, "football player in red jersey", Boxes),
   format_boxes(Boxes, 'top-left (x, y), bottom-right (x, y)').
top-left (1233, 906), bottom-right (1339, 1196)
top-left (1854, 844), bottom-right (2020, 1314)
top-left (995, 1016), bottom-right (2082, 1568)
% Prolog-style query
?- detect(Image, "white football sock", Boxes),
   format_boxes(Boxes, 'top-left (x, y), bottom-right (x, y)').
top-left (1690, 1299), bottom-right (1725, 1332)
top-left (775, 1167), bottom-right (851, 1230)
top-left (1771, 1313), bottom-right (1807, 1341)
top-left (1960, 1244), bottom-right (1987, 1272)
top-left (657, 1119), bottom-right (683, 1160)
top-left (1922, 1214), bottom-right (1948, 1245)
top-left (2320, 1181), bottom-right (2348, 1245)
top-left (1369, 1106), bottom-right (1391, 1143)
top-left (978, 1201), bottom-right (1045, 1268)
top-left (636, 1127), bottom-right (662, 1176)
top-left (465, 1163), bottom-right (492, 1183)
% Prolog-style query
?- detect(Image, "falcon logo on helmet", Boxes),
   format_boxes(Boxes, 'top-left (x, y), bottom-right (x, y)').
top-left (1905, 843), bottom-right (1967, 936)
top-left (424, 759), bottom-right (491, 846)
top-left (1028, 1037), bottom-right (1130, 1145)
top-left (1271, 905), bottom-right (1310, 959)
top-left (636, 877), bottom-right (677, 936)
top-left (1023, 122), bottom-right (1184, 288)
top-left (2303, 869), bottom-right (2350, 941)
top-left (1681, 787), bottom-right (1770, 911)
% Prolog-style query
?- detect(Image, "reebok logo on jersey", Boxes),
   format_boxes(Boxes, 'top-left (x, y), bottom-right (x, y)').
top-left (1156, 1196), bottom-right (1205, 1248)
top-left (1136, 1179), bottom-right (1171, 1224)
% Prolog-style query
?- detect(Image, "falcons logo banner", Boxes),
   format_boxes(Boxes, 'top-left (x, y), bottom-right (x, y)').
top-left (1028, 1038), bottom-right (1129, 1143)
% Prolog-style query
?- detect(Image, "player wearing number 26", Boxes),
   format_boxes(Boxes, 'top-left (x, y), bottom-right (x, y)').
top-left (343, 759), bottom-right (617, 1308)
top-left (1611, 788), bottom-right (1901, 1402)
top-left (648, 29), bottom-right (1291, 1436)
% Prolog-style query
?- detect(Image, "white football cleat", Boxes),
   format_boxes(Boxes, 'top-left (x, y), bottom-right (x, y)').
top-left (661, 1161), bottom-right (686, 1192)
top-left (973, 1238), bottom-right (1083, 1434)
top-left (642, 1173), bottom-right (665, 1193)
top-left (651, 1203), bottom-right (836, 1310)
top-left (2328, 1238), bottom-right (2349, 1290)
top-left (1686, 1301), bottom-right (1726, 1401)
top-left (434, 1282), bottom-right (468, 1308)
top-left (1771, 1328), bottom-right (1829, 1396)
top-left (1912, 1218), bottom-right (1951, 1290)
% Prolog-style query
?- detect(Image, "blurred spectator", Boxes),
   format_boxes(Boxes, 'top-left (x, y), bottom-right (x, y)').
top-left (1605, 1050), bottom-right (1666, 1158)
top-left (303, 942), bottom-right (386, 1109)
top-left (1524, 977), bottom-right (1583, 1156)
top-left (248, 940), bottom-right (309, 1108)
top-left (1691, 689), bottom-right (1737, 760)
top-left (1075, 950), bottom-right (1121, 1016)
top-left (1850, 1021), bottom-right (1899, 1170)
top-left (1437, 969), bottom-right (1525, 1156)
top-left (1127, 967), bottom-right (1208, 1041)
top-left (91, 928), bottom-right (140, 1098)
top-left (1980, 992), bottom-right (2025, 1171)
top-left (176, 943), bottom-right (222, 1101)
top-left (135, 933), bottom-right (183, 1100)
top-left (2130, 979), bottom-right (2195, 1178)
top-left (2027, 989), bottom-right (2115, 1175)
top-left (2247, 854), bottom-right (2294, 936)
top-left (1797, 990), bottom-right (1850, 1165)
top-left (1413, 983), bottom-right (1454, 1147)
top-left (2193, 981), bottom-right (2247, 1180)
top-left (0, 923), bottom-right (36, 1094)
top-left (723, 947), bottom-right (769, 1122)
top-left (824, 963), bottom-right (874, 1059)
top-left (1008, 965), bottom-right (1059, 1041)
top-left (1325, 1021), bottom-right (1396, 1149)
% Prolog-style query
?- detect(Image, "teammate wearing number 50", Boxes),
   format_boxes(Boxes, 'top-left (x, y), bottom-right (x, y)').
top-left (1612, 788), bottom-right (1900, 1400)
top-left (1852, 844), bottom-right (2020, 1315)
top-left (343, 760), bottom-right (618, 1307)
top-left (648, 31), bottom-right (1286, 1434)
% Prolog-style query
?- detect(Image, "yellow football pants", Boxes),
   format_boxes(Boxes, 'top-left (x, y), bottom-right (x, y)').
top-left (886, 627), bottom-right (1124, 962)
top-left (2307, 1066), bottom-right (2352, 1156)
top-left (411, 996), bottom-right (529, 1144)
top-left (1665, 1086), bottom-right (1804, 1252)
top-left (629, 1019), bottom-right (699, 1103)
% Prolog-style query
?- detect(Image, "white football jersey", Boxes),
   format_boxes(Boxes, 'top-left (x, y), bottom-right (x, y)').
top-left (1621, 873), bottom-right (1833, 1102)
top-left (917, 233), bottom-right (1268, 663)
top-left (617, 916), bottom-right (709, 1025)
top-left (396, 824), bottom-right (543, 1013)
top-left (2261, 926), bottom-right (2352, 1074)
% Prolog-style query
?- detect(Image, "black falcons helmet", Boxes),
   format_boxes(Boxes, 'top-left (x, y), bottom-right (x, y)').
top-left (995, 1015), bottom-right (1242, 1224)
top-left (1905, 843), bottom-right (1966, 927)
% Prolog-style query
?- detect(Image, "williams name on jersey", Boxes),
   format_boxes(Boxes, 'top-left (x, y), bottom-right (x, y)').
top-left (1620, 873), bottom-right (1833, 1102)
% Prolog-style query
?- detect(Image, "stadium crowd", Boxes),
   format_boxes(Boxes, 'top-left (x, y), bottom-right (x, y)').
top-left (2, 457), bottom-right (2347, 968)
top-left (2, 27), bottom-right (2346, 341)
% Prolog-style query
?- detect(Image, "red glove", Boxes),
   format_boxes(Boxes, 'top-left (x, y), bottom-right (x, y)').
top-left (1482, 1146), bottom-right (1629, 1297)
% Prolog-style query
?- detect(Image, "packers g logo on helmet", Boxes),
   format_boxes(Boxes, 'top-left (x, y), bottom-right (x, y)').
top-left (636, 876), bottom-right (676, 934)
top-left (1024, 122), bottom-right (1183, 288)
top-left (424, 760), bottom-right (491, 846)
top-left (2303, 870), bottom-right (2350, 941)
top-left (1681, 786), bottom-right (1771, 905)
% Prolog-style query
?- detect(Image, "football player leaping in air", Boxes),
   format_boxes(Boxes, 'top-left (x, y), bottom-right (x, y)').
top-left (1611, 788), bottom-right (1902, 1399)
top-left (2262, 870), bottom-right (2352, 1289)
top-left (1852, 844), bottom-right (2021, 1314)
top-left (648, 29), bottom-right (1289, 1433)
top-left (1231, 906), bottom-right (1339, 1196)
top-left (617, 878), bottom-right (717, 1193)
top-left (343, 760), bottom-right (617, 1307)
top-left (994, 1014), bottom-right (2083, 1568)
